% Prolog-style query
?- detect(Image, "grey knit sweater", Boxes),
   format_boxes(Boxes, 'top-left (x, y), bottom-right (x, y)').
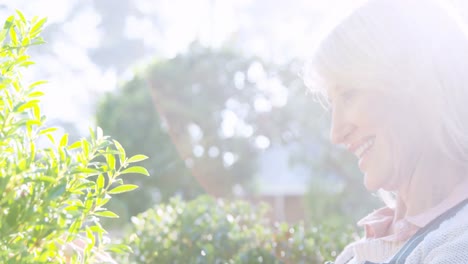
top-left (334, 204), bottom-right (468, 264)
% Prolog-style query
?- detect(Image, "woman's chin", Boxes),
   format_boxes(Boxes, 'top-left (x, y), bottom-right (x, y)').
top-left (364, 172), bottom-right (398, 192)
top-left (363, 173), bottom-right (382, 191)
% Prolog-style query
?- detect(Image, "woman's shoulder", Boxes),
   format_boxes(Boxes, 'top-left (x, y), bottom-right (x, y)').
top-left (406, 203), bottom-right (468, 264)
top-left (333, 203), bottom-right (468, 264)
top-left (432, 201), bottom-right (468, 234)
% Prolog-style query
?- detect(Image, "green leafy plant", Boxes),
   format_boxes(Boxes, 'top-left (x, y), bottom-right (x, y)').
top-left (0, 12), bottom-right (148, 263)
top-left (116, 195), bottom-right (358, 264)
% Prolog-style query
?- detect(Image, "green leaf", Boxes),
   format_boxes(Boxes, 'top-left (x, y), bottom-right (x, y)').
top-left (32, 104), bottom-right (40, 121)
top-left (30, 17), bottom-right (47, 36)
top-left (64, 205), bottom-right (80, 212)
top-left (29, 80), bottom-right (47, 89)
top-left (108, 184), bottom-right (139, 194)
top-left (108, 244), bottom-right (133, 254)
top-left (96, 174), bottom-right (105, 192)
top-left (127, 154), bottom-right (149, 163)
top-left (3, 15), bottom-right (14, 30)
top-left (28, 91), bottom-right (44, 98)
top-left (59, 133), bottom-right (68, 147)
top-left (37, 176), bottom-right (57, 184)
top-left (26, 119), bottom-right (41, 127)
top-left (97, 196), bottom-right (111, 207)
top-left (15, 10), bottom-right (26, 24)
top-left (68, 140), bottom-right (82, 150)
top-left (82, 139), bottom-right (90, 157)
top-left (96, 140), bottom-right (112, 150)
top-left (113, 139), bottom-right (126, 166)
top-left (48, 183), bottom-right (67, 200)
top-left (39, 127), bottom-right (58, 135)
top-left (21, 36), bottom-right (30, 46)
top-left (46, 133), bottom-right (55, 145)
top-left (85, 226), bottom-right (96, 253)
top-left (19, 61), bottom-right (35, 67)
top-left (16, 100), bottom-right (40, 112)
top-left (9, 27), bottom-right (18, 45)
top-left (29, 142), bottom-right (36, 162)
top-left (12, 81), bottom-right (20, 92)
top-left (89, 223), bottom-right (106, 235)
top-left (94, 210), bottom-right (119, 218)
top-left (120, 166), bottom-right (150, 176)
top-left (106, 152), bottom-right (115, 172)
top-left (31, 37), bottom-right (46, 45)
top-left (68, 219), bottom-right (83, 240)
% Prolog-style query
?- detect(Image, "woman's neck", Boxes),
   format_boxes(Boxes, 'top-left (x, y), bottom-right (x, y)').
top-left (396, 152), bottom-right (467, 218)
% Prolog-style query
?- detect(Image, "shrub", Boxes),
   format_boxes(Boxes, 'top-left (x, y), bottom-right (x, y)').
top-left (117, 195), bottom-right (359, 264)
top-left (0, 12), bottom-right (148, 263)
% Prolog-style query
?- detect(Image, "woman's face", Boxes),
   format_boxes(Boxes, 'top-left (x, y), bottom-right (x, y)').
top-left (328, 85), bottom-right (421, 191)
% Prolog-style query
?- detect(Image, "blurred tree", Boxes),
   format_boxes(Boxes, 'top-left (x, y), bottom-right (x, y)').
top-left (96, 43), bottom-right (276, 221)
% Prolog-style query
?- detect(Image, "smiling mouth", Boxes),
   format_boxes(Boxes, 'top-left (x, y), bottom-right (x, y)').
top-left (354, 137), bottom-right (375, 159)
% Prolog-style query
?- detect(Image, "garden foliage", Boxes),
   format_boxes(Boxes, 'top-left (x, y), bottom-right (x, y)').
top-left (116, 195), bottom-right (358, 264)
top-left (0, 12), bottom-right (147, 263)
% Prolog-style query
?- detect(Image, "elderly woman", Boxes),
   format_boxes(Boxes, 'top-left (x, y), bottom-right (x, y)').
top-left (306, 0), bottom-right (468, 263)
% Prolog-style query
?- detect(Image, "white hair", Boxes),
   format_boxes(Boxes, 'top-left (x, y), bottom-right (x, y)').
top-left (304, 0), bottom-right (468, 166)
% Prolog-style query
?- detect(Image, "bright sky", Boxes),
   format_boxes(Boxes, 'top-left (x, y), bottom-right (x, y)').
top-left (2, 0), bottom-right (466, 135)
top-left (1, 0), bottom-right (339, 135)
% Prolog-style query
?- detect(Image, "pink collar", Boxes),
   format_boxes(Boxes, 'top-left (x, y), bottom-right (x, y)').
top-left (357, 178), bottom-right (468, 242)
